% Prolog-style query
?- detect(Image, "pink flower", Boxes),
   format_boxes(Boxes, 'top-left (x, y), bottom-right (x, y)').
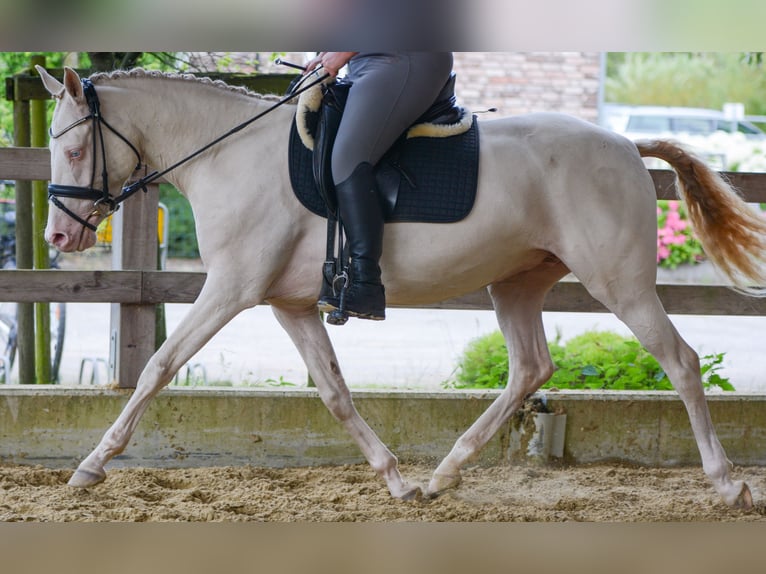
top-left (657, 245), bottom-right (670, 262)
top-left (656, 199), bottom-right (703, 266)
top-left (665, 211), bottom-right (684, 229)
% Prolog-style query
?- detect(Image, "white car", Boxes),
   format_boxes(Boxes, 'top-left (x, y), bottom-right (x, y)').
top-left (600, 104), bottom-right (766, 139)
top-left (600, 104), bottom-right (766, 171)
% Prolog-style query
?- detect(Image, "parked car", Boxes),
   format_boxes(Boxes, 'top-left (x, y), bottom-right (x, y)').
top-left (600, 104), bottom-right (766, 139)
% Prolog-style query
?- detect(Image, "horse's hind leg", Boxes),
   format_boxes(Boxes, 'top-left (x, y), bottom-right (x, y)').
top-left (428, 262), bottom-right (567, 496)
top-left (68, 273), bottom-right (249, 488)
top-left (271, 304), bottom-right (421, 500)
top-left (593, 286), bottom-right (752, 509)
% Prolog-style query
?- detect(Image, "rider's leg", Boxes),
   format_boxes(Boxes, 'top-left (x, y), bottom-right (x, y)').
top-left (317, 53), bottom-right (453, 322)
top-left (324, 161), bottom-right (385, 320)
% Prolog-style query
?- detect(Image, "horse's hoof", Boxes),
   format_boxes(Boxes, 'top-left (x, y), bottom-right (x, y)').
top-left (734, 482), bottom-right (754, 511)
top-left (68, 467), bottom-right (107, 488)
top-left (400, 485), bottom-right (423, 502)
top-left (427, 472), bottom-right (462, 498)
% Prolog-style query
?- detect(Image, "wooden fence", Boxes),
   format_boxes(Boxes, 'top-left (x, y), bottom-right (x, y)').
top-left (2, 146), bottom-right (766, 387)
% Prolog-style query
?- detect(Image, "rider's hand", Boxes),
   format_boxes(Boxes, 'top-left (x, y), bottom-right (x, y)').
top-left (304, 52), bottom-right (357, 77)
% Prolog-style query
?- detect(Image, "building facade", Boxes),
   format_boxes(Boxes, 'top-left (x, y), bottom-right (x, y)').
top-left (451, 52), bottom-right (601, 122)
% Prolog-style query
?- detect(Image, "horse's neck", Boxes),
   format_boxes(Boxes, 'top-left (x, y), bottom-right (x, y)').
top-left (106, 78), bottom-right (286, 189)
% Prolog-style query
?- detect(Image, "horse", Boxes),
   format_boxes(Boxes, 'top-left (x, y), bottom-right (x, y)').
top-left (37, 66), bottom-right (766, 509)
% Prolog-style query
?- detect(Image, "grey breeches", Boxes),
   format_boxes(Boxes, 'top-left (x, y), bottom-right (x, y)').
top-left (331, 52), bottom-right (453, 184)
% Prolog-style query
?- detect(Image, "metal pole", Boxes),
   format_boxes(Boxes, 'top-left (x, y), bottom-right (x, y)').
top-left (30, 56), bottom-right (51, 384)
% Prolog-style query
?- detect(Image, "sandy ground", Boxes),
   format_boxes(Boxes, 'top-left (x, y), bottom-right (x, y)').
top-left (2, 462), bottom-right (766, 522)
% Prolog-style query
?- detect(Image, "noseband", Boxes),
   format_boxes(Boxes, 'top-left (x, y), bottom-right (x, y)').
top-left (47, 78), bottom-right (147, 232)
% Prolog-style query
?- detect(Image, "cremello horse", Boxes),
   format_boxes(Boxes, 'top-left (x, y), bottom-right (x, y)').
top-left (38, 66), bottom-right (766, 509)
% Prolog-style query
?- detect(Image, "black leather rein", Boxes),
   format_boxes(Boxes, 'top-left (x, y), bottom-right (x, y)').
top-left (48, 71), bottom-right (329, 233)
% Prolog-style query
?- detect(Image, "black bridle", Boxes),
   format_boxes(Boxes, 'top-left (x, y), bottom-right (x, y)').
top-left (47, 69), bottom-right (329, 233)
top-left (48, 78), bottom-right (145, 231)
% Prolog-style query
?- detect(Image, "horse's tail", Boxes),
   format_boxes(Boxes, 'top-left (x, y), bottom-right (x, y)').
top-left (636, 139), bottom-right (766, 296)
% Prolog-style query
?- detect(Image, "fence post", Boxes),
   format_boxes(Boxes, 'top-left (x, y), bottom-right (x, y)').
top-left (30, 56), bottom-right (51, 384)
top-left (10, 73), bottom-right (35, 384)
top-left (108, 181), bottom-right (159, 388)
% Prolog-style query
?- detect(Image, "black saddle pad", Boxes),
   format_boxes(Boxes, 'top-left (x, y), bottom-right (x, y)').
top-left (288, 115), bottom-right (480, 223)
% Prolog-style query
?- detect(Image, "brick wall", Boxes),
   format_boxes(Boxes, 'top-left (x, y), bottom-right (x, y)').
top-left (452, 52), bottom-right (602, 123)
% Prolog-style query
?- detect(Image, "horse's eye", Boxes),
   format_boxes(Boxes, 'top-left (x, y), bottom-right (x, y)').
top-left (69, 149), bottom-right (82, 159)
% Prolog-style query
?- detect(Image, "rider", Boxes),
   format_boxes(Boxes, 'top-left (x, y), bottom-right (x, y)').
top-left (304, 52), bottom-right (454, 321)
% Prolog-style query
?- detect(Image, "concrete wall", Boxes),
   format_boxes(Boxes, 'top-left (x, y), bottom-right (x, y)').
top-left (2, 387), bottom-right (764, 470)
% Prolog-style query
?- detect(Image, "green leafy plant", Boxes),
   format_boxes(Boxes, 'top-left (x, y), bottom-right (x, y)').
top-left (605, 53), bottom-right (766, 116)
top-left (448, 330), bottom-right (510, 390)
top-left (159, 184), bottom-right (199, 258)
top-left (263, 376), bottom-right (297, 387)
top-left (447, 330), bottom-right (734, 392)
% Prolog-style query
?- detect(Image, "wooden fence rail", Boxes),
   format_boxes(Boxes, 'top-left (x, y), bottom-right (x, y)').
top-left (1, 146), bottom-right (765, 386)
top-left (4, 147), bottom-right (766, 201)
top-left (0, 270), bottom-right (765, 317)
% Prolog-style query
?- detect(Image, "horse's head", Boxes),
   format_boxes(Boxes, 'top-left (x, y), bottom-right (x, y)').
top-left (37, 66), bottom-right (142, 252)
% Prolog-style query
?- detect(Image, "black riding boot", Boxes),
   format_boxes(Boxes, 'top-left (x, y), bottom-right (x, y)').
top-left (317, 260), bottom-right (340, 313)
top-left (317, 162), bottom-right (386, 321)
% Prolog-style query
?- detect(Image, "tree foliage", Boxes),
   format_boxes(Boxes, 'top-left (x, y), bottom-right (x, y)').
top-left (0, 52), bottom-right (275, 145)
top-left (605, 52), bottom-right (766, 118)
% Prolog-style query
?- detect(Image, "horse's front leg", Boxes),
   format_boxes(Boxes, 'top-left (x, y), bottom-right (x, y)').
top-left (271, 304), bottom-right (421, 500)
top-left (68, 274), bottom-right (248, 488)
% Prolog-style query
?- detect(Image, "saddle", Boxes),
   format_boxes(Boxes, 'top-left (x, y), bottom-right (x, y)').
top-left (288, 73), bottom-right (480, 223)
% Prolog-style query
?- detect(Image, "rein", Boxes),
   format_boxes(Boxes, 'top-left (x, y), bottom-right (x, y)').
top-left (48, 69), bottom-right (330, 232)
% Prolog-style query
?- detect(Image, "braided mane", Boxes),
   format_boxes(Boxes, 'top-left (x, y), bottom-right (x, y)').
top-left (88, 68), bottom-right (286, 103)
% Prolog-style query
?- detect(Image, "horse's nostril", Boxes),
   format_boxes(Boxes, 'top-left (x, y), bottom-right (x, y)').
top-left (49, 232), bottom-right (68, 248)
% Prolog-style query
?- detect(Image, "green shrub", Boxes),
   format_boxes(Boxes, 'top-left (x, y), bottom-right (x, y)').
top-left (447, 330), bottom-right (734, 392)
top-left (159, 184), bottom-right (199, 258)
top-left (449, 330), bottom-right (509, 389)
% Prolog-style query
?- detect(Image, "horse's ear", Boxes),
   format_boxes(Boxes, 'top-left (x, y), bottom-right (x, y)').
top-left (62, 66), bottom-right (84, 101)
top-left (35, 65), bottom-right (65, 99)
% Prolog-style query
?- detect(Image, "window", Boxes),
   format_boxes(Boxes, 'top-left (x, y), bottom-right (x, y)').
top-left (672, 118), bottom-right (714, 134)
top-left (626, 115), bottom-right (670, 132)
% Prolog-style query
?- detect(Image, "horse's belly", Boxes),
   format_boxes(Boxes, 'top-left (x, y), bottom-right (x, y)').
top-left (381, 222), bottom-right (545, 306)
